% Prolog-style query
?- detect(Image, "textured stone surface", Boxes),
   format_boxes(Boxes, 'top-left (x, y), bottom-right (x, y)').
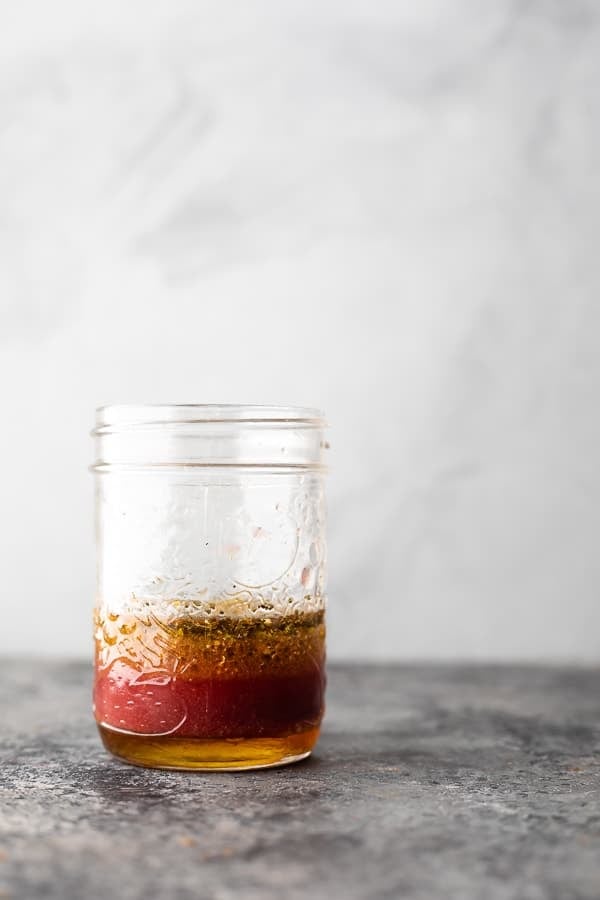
top-left (1, 662), bottom-right (599, 899)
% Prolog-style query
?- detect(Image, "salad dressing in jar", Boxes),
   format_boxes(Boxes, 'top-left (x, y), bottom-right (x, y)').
top-left (91, 405), bottom-right (328, 770)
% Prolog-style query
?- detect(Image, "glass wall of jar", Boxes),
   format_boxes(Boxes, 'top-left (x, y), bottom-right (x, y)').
top-left (91, 405), bottom-right (328, 770)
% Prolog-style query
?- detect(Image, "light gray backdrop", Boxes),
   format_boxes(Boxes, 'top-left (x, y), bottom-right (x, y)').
top-left (1, 0), bottom-right (599, 660)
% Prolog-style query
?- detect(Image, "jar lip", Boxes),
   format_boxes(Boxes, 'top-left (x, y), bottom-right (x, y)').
top-left (95, 404), bottom-right (326, 431)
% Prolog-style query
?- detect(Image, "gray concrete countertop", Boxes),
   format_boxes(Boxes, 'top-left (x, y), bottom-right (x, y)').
top-left (1, 662), bottom-right (599, 900)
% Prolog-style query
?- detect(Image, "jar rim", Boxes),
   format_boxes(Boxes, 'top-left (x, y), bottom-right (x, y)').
top-left (92, 405), bottom-right (328, 470)
top-left (94, 404), bottom-right (326, 432)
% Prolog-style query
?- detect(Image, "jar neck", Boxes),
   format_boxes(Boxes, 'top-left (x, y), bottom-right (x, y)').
top-left (92, 405), bottom-right (328, 472)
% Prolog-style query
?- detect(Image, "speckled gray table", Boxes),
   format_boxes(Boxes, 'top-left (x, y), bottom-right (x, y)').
top-left (1, 662), bottom-right (599, 900)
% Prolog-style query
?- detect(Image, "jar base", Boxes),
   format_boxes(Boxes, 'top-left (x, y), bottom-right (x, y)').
top-left (97, 723), bottom-right (320, 771)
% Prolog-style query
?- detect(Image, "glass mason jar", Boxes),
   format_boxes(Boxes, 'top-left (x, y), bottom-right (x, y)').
top-left (91, 405), bottom-right (328, 770)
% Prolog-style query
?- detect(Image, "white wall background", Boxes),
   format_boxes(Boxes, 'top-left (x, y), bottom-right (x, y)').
top-left (1, 0), bottom-right (599, 661)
